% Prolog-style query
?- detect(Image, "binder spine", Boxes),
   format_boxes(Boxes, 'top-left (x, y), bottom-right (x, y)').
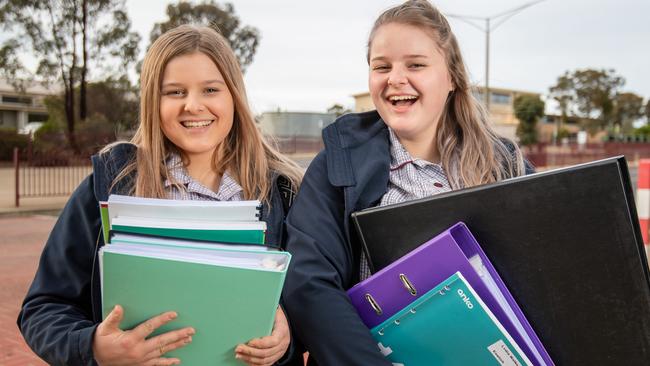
top-left (351, 214), bottom-right (376, 274)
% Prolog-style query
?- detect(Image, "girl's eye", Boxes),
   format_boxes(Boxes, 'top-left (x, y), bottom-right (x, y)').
top-left (372, 65), bottom-right (390, 72)
top-left (163, 89), bottom-right (185, 96)
top-left (409, 63), bottom-right (426, 69)
top-left (205, 87), bottom-right (219, 94)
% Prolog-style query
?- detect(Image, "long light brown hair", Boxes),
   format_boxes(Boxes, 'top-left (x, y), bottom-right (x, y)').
top-left (368, 0), bottom-right (525, 189)
top-left (107, 25), bottom-right (302, 201)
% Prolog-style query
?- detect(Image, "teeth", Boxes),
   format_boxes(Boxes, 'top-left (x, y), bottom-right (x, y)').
top-left (389, 95), bottom-right (418, 101)
top-left (182, 120), bottom-right (213, 128)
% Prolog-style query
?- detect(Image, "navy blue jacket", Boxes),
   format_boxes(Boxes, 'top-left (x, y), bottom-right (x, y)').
top-left (282, 111), bottom-right (532, 365)
top-left (17, 143), bottom-right (296, 366)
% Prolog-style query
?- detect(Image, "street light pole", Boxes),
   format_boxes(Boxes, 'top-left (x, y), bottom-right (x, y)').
top-left (447, 0), bottom-right (546, 111)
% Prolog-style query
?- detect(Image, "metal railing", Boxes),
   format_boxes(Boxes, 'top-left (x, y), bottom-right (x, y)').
top-left (267, 136), bottom-right (324, 155)
top-left (13, 147), bottom-right (91, 207)
top-left (524, 142), bottom-right (650, 168)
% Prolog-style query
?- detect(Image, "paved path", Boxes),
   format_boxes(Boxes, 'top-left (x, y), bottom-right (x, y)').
top-left (0, 215), bottom-right (53, 366)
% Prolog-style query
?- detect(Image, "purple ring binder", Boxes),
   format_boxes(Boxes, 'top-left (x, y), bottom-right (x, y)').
top-left (347, 222), bottom-right (553, 366)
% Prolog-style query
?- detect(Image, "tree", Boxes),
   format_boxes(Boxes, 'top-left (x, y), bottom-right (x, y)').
top-left (612, 92), bottom-right (644, 134)
top-left (41, 76), bottom-right (138, 133)
top-left (79, 1), bottom-right (140, 121)
top-left (548, 72), bottom-right (574, 139)
top-left (514, 95), bottom-right (545, 146)
top-left (572, 69), bottom-right (624, 133)
top-left (85, 76), bottom-right (139, 131)
top-left (327, 104), bottom-right (351, 117)
top-left (646, 99), bottom-right (650, 124)
top-left (0, 0), bottom-right (140, 152)
top-left (548, 68), bottom-right (624, 135)
top-left (148, 1), bottom-right (260, 72)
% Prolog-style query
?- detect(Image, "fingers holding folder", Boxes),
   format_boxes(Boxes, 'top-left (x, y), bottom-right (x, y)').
top-left (235, 306), bottom-right (291, 366)
top-left (93, 305), bottom-right (195, 366)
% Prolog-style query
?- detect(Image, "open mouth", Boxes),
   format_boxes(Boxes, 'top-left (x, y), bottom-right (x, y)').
top-left (180, 120), bottom-right (214, 129)
top-left (388, 95), bottom-right (418, 107)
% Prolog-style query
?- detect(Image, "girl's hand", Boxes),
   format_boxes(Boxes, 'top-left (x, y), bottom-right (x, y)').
top-left (93, 305), bottom-right (195, 366)
top-left (235, 306), bottom-right (290, 366)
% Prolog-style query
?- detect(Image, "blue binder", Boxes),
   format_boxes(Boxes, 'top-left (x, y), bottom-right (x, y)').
top-left (372, 272), bottom-right (532, 366)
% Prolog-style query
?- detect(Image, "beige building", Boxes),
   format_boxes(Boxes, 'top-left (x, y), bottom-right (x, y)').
top-left (0, 79), bottom-right (56, 133)
top-left (352, 86), bottom-right (541, 141)
top-left (258, 111), bottom-right (336, 138)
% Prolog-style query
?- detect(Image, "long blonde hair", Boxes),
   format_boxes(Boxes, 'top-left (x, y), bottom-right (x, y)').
top-left (368, 0), bottom-right (525, 189)
top-left (108, 25), bottom-right (302, 201)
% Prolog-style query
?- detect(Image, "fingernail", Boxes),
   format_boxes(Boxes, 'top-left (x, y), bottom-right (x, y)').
top-left (170, 312), bottom-right (178, 319)
top-left (188, 328), bottom-right (196, 335)
top-left (235, 353), bottom-right (241, 359)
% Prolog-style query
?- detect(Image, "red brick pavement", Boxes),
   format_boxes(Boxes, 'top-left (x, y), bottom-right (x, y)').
top-left (0, 215), bottom-right (53, 366)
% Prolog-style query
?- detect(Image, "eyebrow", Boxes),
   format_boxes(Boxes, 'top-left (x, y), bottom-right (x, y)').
top-left (370, 54), bottom-right (429, 62)
top-left (161, 79), bottom-right (226, 88)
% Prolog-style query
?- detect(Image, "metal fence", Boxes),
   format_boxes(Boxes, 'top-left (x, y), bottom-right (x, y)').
top-left (267, 136), bottom-right (324, 155)
top-left (524, 142), bottom-right (650, 168)
top-left (13, 147), bottom-right (92, 207)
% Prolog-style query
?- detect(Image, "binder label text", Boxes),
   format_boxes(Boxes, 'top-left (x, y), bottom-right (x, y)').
top-left (457, 289), bottom-right (474, 309)
top-left (488, 340), bottom-right (523, 366)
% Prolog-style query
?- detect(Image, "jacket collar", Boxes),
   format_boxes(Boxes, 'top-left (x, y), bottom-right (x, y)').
top-left (322, 111), bottom-right (391, 210)
top-left (322, 111), bottom-right (389, 187)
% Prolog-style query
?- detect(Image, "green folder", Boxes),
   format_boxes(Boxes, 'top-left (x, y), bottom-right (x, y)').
top-left (100, 244), bottom-right (289, 365)
top-left (99, 201), bottom-right (110, 244)
top-left (371, 272), bottom-right (531, 366)
top-left (110, 224), bottom-right (265, 244)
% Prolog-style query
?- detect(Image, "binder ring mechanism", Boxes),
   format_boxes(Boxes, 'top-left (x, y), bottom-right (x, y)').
top-left (365, 293), bottom-right (383, 315)
top-left (399, 273), bottom-right (417, 296)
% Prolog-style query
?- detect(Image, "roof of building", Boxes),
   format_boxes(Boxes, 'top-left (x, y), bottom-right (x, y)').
top-left (0, 78), bottom-right (60, 96)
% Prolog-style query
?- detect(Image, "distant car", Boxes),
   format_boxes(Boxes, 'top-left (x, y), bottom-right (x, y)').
top-left (18, 122), bottom-right (44, 135)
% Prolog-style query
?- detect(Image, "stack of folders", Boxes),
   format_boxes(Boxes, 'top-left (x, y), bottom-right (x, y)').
top-left (347, 222), bottom-right (554, 366)
top-left (100, 194), bottom-right (268, 246)
top-left (98, 194), bottom-right (291, 365)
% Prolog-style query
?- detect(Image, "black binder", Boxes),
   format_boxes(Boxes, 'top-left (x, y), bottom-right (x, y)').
top-left (351, 156), bottom-right (650, 366)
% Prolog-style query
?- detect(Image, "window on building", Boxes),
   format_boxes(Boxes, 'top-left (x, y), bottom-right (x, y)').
top-left (0, 110), bottom-right (18, 128)
top-left (490, 92), bottom-right (511, 105)
top-left (28, 113), bottom-right (48, 122)
top-left (2, 95), bottom-right (32, 105)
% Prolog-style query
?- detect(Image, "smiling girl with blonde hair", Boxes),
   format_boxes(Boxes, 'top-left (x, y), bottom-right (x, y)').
top-left (282, 1), bottom-right (531, 364)
top-left (19, 25), bottom-right (302, 366)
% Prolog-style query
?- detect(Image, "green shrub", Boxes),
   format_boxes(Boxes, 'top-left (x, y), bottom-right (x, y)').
top-left (0, 127), bottom-right (29, 161)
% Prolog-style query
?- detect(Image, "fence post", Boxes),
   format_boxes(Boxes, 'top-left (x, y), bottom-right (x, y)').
top-left (13, 147), bottom-right (19, 207)
top-left (637, 160), bottom-right (650, 257)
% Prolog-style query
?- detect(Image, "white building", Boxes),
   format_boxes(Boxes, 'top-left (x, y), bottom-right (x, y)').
top-left (0, 79), bottom-right (57, 132)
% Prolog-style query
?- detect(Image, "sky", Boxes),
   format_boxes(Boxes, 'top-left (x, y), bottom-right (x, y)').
top-left (122, 0), bottom-right (648, 114)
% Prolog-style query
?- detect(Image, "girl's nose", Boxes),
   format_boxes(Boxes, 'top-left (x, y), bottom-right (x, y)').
top-left (183, 94), bottom-right (205, 113)
top-left (387, 70), bottom-right (407, 87)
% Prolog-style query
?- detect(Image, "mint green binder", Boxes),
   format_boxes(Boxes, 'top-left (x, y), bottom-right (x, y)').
top-left (371, 272), bottom-right (532, 366)
top-left (100, 246), bottom-right (289, 365)
top-left (110, 224), bottom-right (265, 244)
